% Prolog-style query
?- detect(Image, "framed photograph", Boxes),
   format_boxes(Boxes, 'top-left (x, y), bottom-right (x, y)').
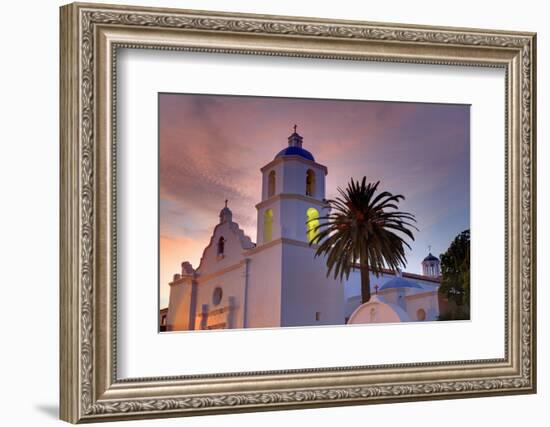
top-left (60, 2), bottom-right (537, 423)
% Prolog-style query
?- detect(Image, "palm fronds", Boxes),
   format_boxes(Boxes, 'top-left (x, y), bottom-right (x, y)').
top-left (309, 177), bottom-right (417, 303)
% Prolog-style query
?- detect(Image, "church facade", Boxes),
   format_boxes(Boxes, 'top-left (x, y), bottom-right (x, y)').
top-left (165, 128), bottom-right (441, 331)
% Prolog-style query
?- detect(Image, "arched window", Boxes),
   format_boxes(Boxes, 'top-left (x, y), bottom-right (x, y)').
top-left (212, 287), bottom-right (223, 306)
top-left (217, 236), bottom-right (225, 256)
top-left (416, 308), bottom-right (426, 321)
top-left (263, 209), bottom-right (273, 243)
top-left (306, 207), bottom-right (320, 243)
top-left (306, 169), bottom-right (316, 197)
top-left (268, 170), bottom-right (276, 198)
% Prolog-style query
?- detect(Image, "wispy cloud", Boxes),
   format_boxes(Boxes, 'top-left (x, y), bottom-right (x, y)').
top-left (159, 94), bottom-right (470, 307)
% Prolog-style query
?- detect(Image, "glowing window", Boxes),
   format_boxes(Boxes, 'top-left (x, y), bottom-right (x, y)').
top-left (263, 209), bottom-right (273, 243)
top-left (268, 170), bottom-right (276, 197)
top-left (306, 207), bottom-right (320, 243)
top-left (306, 169), bottom-right (316, 196)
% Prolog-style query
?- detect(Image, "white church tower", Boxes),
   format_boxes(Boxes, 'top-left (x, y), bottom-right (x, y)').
top-left (245, 126), bottom-right (344, 327)
top-left (256, 125), bottom-right (328, 245)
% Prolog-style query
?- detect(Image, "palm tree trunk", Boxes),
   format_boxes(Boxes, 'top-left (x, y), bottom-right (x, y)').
top-left (360, 257), bottom-right (371, 304)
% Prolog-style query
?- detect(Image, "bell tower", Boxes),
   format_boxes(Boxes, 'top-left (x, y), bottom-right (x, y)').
top-left (256, 126), bottom-right (328, 245)
top-left (422, 251), bottom-right (441, 277)
top-left (245, 125), bottom-right (344, 328)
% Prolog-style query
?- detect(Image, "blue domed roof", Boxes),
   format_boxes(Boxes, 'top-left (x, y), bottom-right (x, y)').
top-left (275, 127), bottom-right (315, 161)
top-left (379, 277), bottom-right (423, 291)
top-left (423, 253), bottom-right (439, 262)
top-left (275, 146), bottom-right (315, 161)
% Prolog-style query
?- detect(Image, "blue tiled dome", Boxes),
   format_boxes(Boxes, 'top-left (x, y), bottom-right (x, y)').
top-left (275, 127), bottom-right (315, 161)
top-left (275, 146), bottom-right (315, 161)
top-left (423, 253), bottom-right (439, 262)
top-left (379, 277), bottom-right (423, 291)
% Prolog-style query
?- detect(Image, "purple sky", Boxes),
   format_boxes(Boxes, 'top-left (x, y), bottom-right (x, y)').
top-left (159, 93), bottom-right (470, 308)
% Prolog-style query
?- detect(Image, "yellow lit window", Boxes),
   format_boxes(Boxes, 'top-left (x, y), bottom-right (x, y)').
top-left (263, 209), bottom-right (273, 243)
top-left (306, 207), bottom-right (320, 243)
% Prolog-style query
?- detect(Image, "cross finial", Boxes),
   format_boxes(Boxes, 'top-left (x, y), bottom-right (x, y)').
top-left (428, 244), bottom-right (432, 253)
top-left (225, 199), bottom-right (228, 208)
top-left (293, 124), bottom-right (297, 133)
top-left (374, 284), bottom-right (380, 295)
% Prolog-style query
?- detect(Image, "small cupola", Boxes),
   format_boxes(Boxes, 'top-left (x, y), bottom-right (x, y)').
top-left (288, 124), bottom-right (304, 148)
top-left (275, 124), bottom-right (315, 161)
top-left (422, 251), bottom-right (441, 277)
top-left (219, 199), bottom-right (232, 224)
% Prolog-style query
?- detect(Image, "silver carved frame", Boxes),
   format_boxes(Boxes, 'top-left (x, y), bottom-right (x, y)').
top-left (59, 2), bottom-right (537, 423)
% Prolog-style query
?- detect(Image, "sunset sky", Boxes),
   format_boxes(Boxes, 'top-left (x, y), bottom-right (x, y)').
top-left (159, 93), bottom-right (470, 308)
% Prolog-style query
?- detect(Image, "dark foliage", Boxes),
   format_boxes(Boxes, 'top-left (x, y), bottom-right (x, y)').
top-left (310, 178), bottom-right (417, 304)
top-left (438, 229), bottom-right (470, 320)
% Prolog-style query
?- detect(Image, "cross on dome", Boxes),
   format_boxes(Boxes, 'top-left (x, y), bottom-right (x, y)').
top-left (288, 124), bottom-right (303, 148)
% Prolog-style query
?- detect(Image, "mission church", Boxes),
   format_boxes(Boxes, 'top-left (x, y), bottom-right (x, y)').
top-left (164, 127), bottom-right (442, 331)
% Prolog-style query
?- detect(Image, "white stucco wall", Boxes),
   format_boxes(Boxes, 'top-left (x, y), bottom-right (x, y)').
top-left (344, 271), bottom-right (398, 318)
top-left (167, 216), bottom-right (254, 330)
top-left (244, 243), bottom-right (283, 328)
top-left (193, 265), bottom-right (246, 329)
top-left (279, 158), bottom-right (327, 199)
top-left (379, 288), bottom-right (407, 311)
top-left (196, 220), bottom-right (252, 274)
top-left (257, 196), bottom-right (329, 245)
top-left (167, 277), bottom-right (197, 331)
top-left (348, 296), bottom-right (411, 324)
top-left (256, 200), bottom-right (282, 245)
top-left (261, 156), bottom-right (327, 200)
top-left (280, 197), bottom-right (328, 243)
top-left (344, 271), bottom-right (441, 320)
top-left (404, 292), bottom-right (440, 321)
top-left (261, 159), bottom-right (285, 201)
top-left (257, 156), bottom-right (328, 245)
top-left (280, 241), bottom-right (345, 327)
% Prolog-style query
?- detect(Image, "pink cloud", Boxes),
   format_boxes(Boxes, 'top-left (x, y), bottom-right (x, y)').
top-left (158, 94), bottom-right (470, 307)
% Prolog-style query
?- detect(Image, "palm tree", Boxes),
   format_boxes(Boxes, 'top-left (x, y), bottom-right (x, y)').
top-left (309, 177), bottom-right (417, 304)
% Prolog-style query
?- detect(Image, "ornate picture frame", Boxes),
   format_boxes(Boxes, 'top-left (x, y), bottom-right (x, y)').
top-left (60, 2), bottom-right (536, 423)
